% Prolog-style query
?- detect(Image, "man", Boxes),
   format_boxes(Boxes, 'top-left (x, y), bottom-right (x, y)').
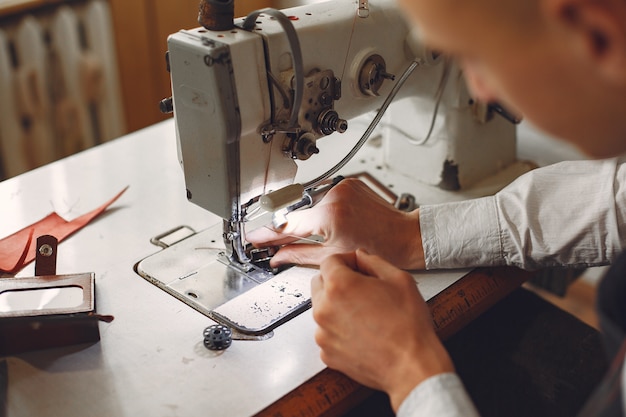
top-left (247, 0), bottom-right (626, 415)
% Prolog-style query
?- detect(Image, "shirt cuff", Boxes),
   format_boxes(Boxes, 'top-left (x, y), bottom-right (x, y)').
top-left (397, 373), bottom-right (480, 417)
top-left (420, 196), bottom-right (504, 269)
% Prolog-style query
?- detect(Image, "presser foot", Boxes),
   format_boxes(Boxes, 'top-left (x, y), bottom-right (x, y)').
top-left (219, 243), bottom-right (286, 277)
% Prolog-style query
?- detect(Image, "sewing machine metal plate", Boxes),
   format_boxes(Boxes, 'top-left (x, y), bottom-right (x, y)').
top-left (136, 223), bottom-right (319, 335)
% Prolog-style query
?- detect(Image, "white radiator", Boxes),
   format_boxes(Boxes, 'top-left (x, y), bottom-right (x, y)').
top-left (0, 0), bottom-right (125, 179)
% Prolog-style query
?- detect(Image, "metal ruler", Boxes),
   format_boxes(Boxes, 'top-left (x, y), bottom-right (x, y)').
top-left (254, 266), bottom-right (532, 417)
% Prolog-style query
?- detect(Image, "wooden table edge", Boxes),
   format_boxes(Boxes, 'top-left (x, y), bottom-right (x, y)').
top-left (254, 266), bottom-right (533, 417)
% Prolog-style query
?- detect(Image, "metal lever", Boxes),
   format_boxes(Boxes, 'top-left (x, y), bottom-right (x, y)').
top-left (272, 176), bottom-right (345, 229)
top-left (489, 102), bottom-right (522, 124)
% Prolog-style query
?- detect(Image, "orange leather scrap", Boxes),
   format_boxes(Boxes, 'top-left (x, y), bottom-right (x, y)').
top-left (0, 186), bottom-right (128, 274)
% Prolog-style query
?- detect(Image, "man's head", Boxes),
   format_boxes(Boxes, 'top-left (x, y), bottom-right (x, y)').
top-left (398, 0), bottom-right (626, 158)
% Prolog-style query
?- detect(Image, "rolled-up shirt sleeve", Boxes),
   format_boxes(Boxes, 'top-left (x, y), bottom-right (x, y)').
top-left (397, 373), bottom-right (480, 417)
top-left (420, 158), bottom-right (626, 270)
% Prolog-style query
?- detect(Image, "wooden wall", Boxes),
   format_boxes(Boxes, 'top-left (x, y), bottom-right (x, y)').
top-left (109, 0), bottom-right (272, 133)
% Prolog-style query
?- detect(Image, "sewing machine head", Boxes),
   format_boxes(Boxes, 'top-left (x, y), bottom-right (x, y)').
top-left (164, 0), bottom-right (517, 267)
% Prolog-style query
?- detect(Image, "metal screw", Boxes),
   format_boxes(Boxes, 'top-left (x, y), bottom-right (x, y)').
top-left (39, 244), bottom-right (54, 257)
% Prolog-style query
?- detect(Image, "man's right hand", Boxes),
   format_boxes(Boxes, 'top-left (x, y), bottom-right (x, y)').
top-left (245, 178), bottom-right (426, 269)
top-left (311, 249), bottom-right (455, 412)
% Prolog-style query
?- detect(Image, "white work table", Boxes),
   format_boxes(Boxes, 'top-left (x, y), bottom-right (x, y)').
top-left (0, 118), bottom-right (583, 416)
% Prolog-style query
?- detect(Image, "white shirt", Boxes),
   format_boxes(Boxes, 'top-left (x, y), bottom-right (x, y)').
top-left (420, 158), bottom-right (626, 271)
top-left (397, 373), bottom-right (480, 417)
top-left (400, 159), bottom-right (626, 416)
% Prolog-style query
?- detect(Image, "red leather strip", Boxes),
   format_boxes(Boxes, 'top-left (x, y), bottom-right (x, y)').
top-left (0, 186), bottom-right (128, 274)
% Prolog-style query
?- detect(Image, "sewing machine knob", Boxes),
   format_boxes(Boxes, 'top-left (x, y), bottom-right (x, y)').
top-left (318, 109), bottom-right (348, 135)
top-left (292, 133), bottom-right (319, 160)
top-left (359, 54), bottom-right (395, 97)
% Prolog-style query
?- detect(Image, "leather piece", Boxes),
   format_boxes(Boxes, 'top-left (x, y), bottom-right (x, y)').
top-left (0, 187), bottom-right (128, 274)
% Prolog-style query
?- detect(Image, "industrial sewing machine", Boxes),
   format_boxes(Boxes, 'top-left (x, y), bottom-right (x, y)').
top-left (137, 0), bottom-right (526, 337)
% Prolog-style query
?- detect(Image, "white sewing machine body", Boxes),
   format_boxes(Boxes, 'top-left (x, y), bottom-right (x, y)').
top-left (167, 0), bottom-right (516, 228)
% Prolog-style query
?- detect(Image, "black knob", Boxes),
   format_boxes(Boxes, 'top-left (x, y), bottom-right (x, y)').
top-left (159, 97), bottom-right (174, 114)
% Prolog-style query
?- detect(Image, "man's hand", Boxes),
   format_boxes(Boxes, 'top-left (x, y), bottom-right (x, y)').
top-left (246, 178), bottom-right (425, 269)
top-left (311, 249), bottom-right (454, 412)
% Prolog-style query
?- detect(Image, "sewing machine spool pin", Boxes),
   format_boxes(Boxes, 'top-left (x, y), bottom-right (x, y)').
top-left (198, 0), bottom-right (235, 31)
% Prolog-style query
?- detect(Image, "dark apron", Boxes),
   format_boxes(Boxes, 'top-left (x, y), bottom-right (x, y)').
top-left (579, 250), bottom-right (626, 417)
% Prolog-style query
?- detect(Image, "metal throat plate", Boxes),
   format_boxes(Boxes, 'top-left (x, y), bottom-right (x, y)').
top-left (135, 224), bottom-right (316, 335)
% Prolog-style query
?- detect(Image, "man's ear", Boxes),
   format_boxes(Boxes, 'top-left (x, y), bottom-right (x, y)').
top-left (543, 0), bottom-right (626, 84)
